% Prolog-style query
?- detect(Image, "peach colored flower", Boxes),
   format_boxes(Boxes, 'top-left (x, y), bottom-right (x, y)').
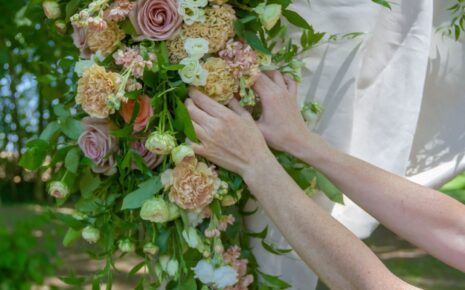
top-left (165, 160), bottom-right (220, 210)
top-left (87, 21), bottom-right (125, 56)
top-left (120, 95), bottom-right (153, 132)
top-left (223, 246), bottom-right (254, 290)
top-left (197, 57), bottom-right (237, 104)
top-left (104, 0), bottom-right (135, 22)
top-left (76, 64), bottom-right (121, 119)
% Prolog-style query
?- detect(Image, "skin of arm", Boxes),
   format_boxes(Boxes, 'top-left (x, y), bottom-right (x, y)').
top-left (185, 87), bottom-right (417, 290)
top-left (252, 71), bottom-right (465, 273)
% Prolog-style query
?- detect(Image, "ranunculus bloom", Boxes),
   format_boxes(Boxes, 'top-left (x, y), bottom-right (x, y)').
top-left (78, 117), bottom-right (118, 175)
top-left (120, 95), bottom-right (153, 132)
top-left (118, 239), bottom-right (135, 252)
top-left (130, 0), bottom-right (182, 41)
top-left (165, 160), bottom-right (219, 209)
top-left (145, 132), bottom-right (177, 154)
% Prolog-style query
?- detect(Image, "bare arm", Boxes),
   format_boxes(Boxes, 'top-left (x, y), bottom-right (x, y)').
top-left (185, 88), bottom-right (417, 290)
top-left (253, 71), bottom-right (465, 273)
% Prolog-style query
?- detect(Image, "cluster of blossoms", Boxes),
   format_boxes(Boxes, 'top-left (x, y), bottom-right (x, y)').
top-left (43, 0), bottom-right (299, 288)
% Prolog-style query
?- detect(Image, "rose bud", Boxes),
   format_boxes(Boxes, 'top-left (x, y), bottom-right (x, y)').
top-left (48, 181), bottom-right (69, 199)
top-left (254, 3), bottom-right (282, 30)
top-left (171, 144), bottom-right (195, 165)
top-left (118, 239), bottom-right (136, 253)
top-left (145, 132), bottom-right (177, 155)
top-left (55, 20), bottom-right (67, 34)
top-left (301, 102), bottom-right (322, 130)
top-left (42, 1), bottom-right (62, 20)
top-left (143, 242), bottom-right (159, 256)
top-left (140, 197), bottom-right (180, 223)
top-left (82, 226), bottom-right (100, 243)
top-left (160, 255), bottom-right (179, 277)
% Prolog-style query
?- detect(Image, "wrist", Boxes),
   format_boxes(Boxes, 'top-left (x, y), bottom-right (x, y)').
top-left (242, 150), bottom-right (279, 186)
top-left (288, 131), bottom-right (334, 168)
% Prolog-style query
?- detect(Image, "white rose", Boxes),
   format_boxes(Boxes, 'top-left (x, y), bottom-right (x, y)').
top-left (213, 265), bottom-right (238, 288)
top-left (81, 226), bottom-right (100, 243)
top-left (184, 37), bottom-right (209, 59)
top-left (43, 1), bottom-right (61, 20)
top-left (193, 260), bottom-right (215, 284)
top-left (179, 57), bottom-right (208, 86)
top-left (145, 132), bottom-right (177, 155)
top-left (178, 3), bottom-right (206, 25)
top-left (118, 239), bottom-right (135, 253)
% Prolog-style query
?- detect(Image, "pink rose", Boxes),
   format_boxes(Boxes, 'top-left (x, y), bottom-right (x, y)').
top-left (71, 25), bottom-right (92, 59)
top-left (78, 117), bottom-right (118, 175)
top-left (129, 0), bottom-right (182, 41)
top-left (131, 139), bottom-right (163, 169)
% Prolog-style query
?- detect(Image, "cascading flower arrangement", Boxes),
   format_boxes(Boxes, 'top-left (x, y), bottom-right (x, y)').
top-left (23, 0), bottom-right (344, 288)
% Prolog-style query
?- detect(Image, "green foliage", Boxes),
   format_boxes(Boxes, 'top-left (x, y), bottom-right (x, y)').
top-left (439, 0), bottom-right (465, 40)
top-left (0, 213), bottom-right (60, 289)
top-left (372, 0), bottom-right (392, 10)
top-left (121, 176), bottom-right (163, 210)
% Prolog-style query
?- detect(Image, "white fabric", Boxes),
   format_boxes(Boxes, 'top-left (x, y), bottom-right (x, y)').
top-left (243, 0), bottom-right (465, 289)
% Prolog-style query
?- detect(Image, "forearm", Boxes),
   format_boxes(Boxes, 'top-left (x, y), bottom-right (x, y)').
top-left (291, 132), bottom-right (465, 271)
top-left (243, 154), bottom-right (410, 290)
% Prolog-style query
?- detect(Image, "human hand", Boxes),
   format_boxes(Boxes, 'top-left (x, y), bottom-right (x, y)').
top-left (185, 88), bottom-right (273, 178)
top-left (253, 71), bottom-right (311, 154)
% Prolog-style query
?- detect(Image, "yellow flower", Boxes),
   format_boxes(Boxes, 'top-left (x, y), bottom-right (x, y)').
top-left (87, 21), bottom-right (125, 56)
top-left (167, 4), bottom-right (236, 63)
top-left (197, 57), bottom-right (237, 104)
top-left (76, 64), bottom-right (121, 118)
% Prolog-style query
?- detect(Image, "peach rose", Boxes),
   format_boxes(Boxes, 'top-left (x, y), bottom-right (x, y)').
top-left (164, 160), bottom-right (220, 210)
top-left (120, 95), bottom-right (153, 132)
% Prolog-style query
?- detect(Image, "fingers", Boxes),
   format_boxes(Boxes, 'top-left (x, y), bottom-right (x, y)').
top-left (253, 73), bottom-right (279, 102)
top-left (228, 98), bottom-right (250, 117)
top-left (185, 98), bottom-right (215, 125)
top-left (192, 121), bottom-right (206, 140)
top-left (191, 142), bottom-right (207, 156)
top-left (264, 70), bottom-right (286, 89)
top-left (284, 75), bottom-right (298, 99)
top-left (189, 87), bottom-right (228, 118)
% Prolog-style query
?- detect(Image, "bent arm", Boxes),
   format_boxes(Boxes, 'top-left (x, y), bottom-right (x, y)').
top-left (289, 131), bottom-right (465, 272)
top-left (243, 154), bottom-right (417, 290)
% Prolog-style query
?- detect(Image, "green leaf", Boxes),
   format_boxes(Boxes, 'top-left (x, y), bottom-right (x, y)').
top-left (315, 172), bottom-right (344, 204)
top-left (129, 261), bottom-right (146, 276)
top-left (65, 147), bottom-right (80, 174)
top-left (121, 176), bottom-right (162, 210)
top-left (39, 121), bottom-right (61, 142)
top-left (261, 240), bottom-right (293, 255)
top-left (59, 275), bottom-right (85, 286)
top-left (79, 169), bottom-right (101, 197)
top-left (259, 271), bottom-right (292, 289)
top-left (19, 139), bottom-right (49, 170)
top-left (173, 97), bottom-right (198, 142)
top-left (248, 226), bottom-right (268, 239)
top-left (65, 0), bottom-right (81, 22)
top-left (60, 117), bottom-right (82, 140)
top-left (282, 10), bottom-right (311, 30)
top-left (63, 228), bottom-right (81, 247)
top-left (53, 104), bottom-right (70, 118)
top-left (235, 21), bottom-right (270, 54)
top-left (372, 0), bottom-right (391, 9)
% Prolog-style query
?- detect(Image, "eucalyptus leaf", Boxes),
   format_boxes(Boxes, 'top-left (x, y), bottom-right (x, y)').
top-left (121, 176), bottom-right (162, 210)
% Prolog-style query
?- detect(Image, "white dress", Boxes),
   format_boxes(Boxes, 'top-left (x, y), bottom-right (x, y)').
top-left (244, 0), bottom-right (465, 289)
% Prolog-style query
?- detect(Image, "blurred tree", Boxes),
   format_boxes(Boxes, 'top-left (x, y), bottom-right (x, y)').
top-left (0, 0), bottom-right (77, 203)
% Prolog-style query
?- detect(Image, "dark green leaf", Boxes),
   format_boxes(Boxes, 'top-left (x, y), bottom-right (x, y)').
top-left (261, 240), bottom-right (293, 255)
top-left (315, 172), bottom-right (344, 204)
top-left (65, 147), bottom-right (80, 174)
top-left (259, 271), bottom-right (292, 289)
top-left (63, 228), bottom-right (81, 247)
top-left (65, 0), bottom-right (82, 22)
top-left (39, 121), bottom-right (60, 142)
top-left (173, 97), bottom-right (198, 142)
top-left (372, 0), bottom-right (391, 9)
top-left (60, 117), bottom-right (82, 140)
top-left (282, 10), bottom-right (311, 30)
top-left (19, 139), bottom-right (49, 170)
top-left (79, 169), bottom-right (101, 197)
top-left (121, 176), bottom-right (162, 210)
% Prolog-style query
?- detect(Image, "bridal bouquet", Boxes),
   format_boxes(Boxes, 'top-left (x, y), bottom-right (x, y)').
top-left (22, 0), bottom-right (343, 288)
